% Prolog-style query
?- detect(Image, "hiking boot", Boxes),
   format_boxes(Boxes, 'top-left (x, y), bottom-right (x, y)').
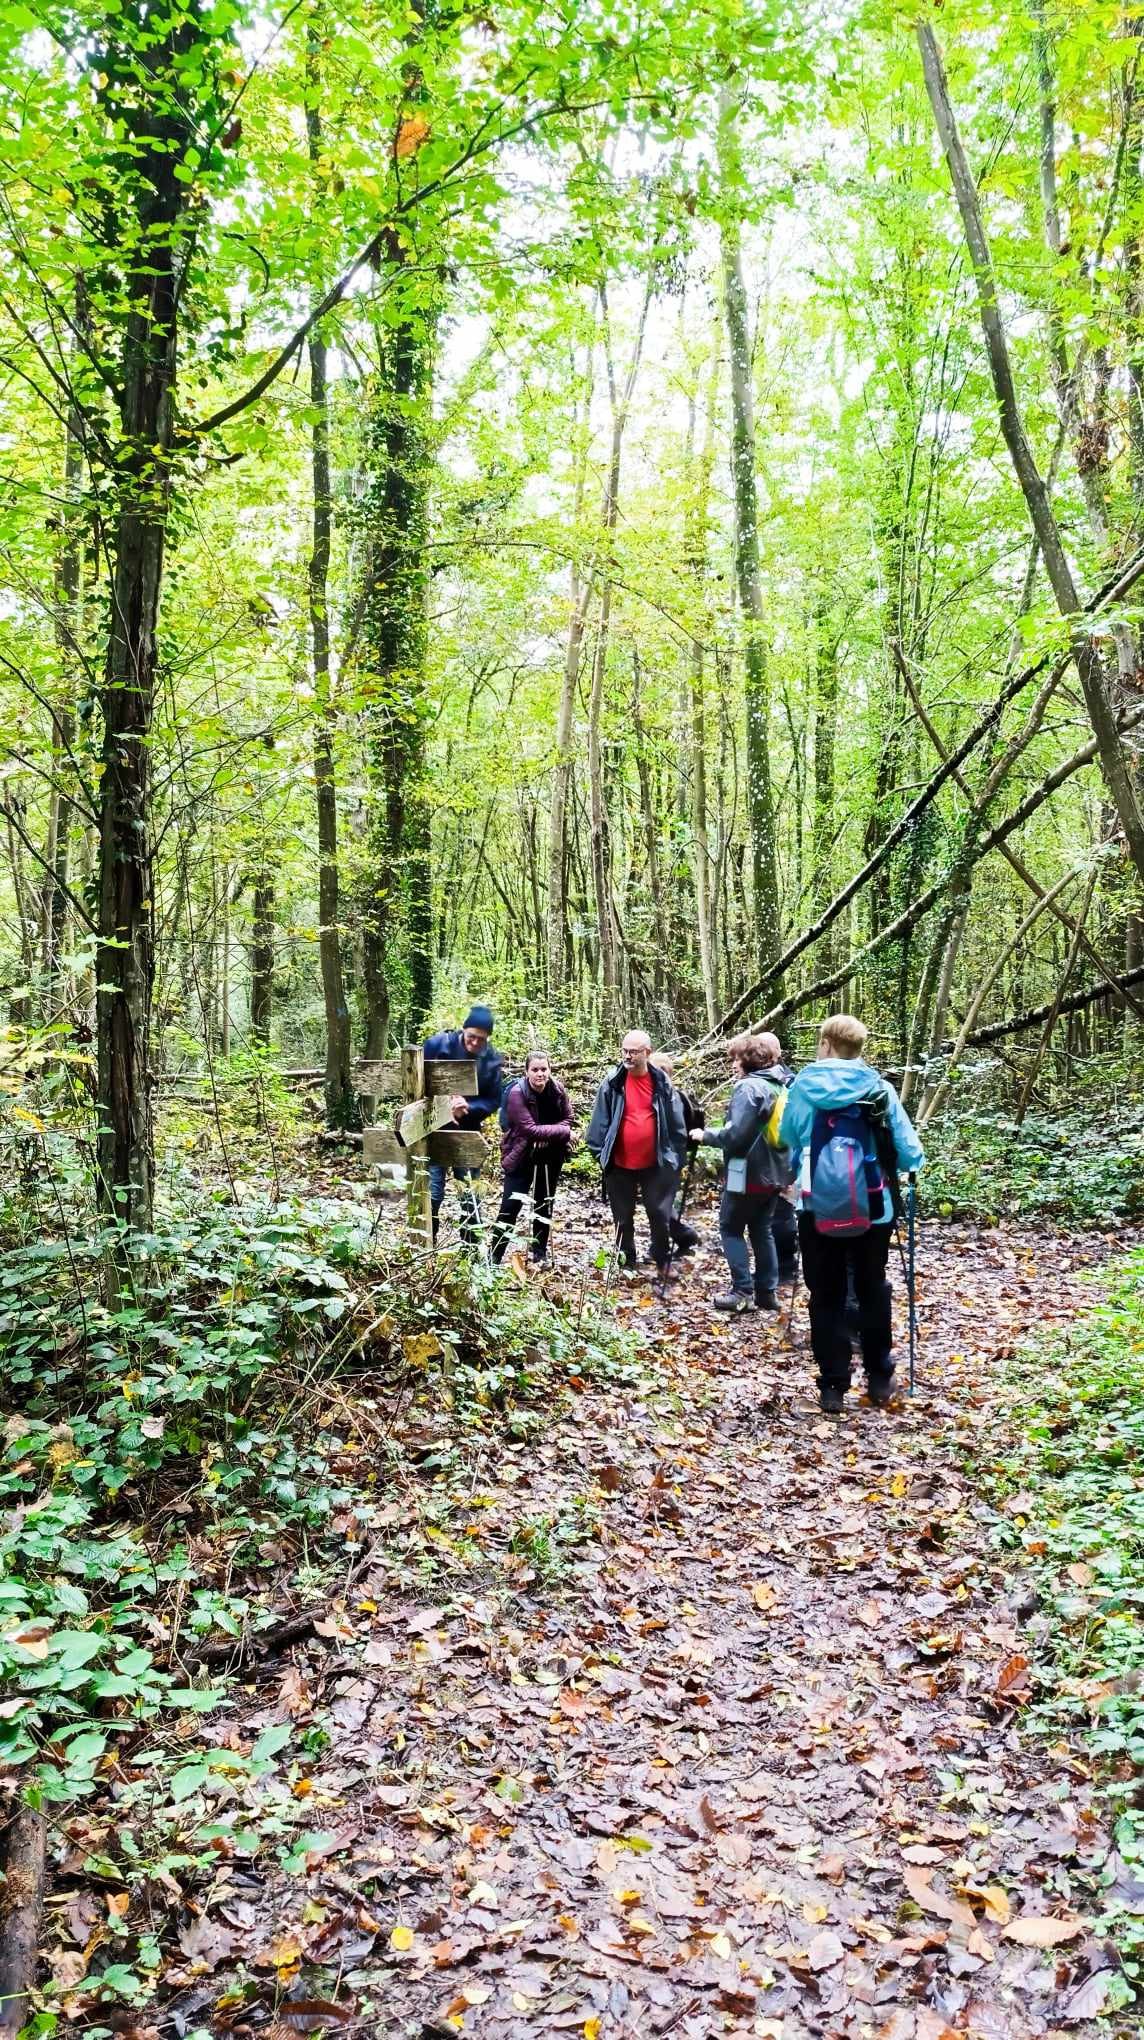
top-left (755, 1290), bottom-right (780, 1313)
top-left (819, 1385), bottom-right (846, 1414)
top-left (714, 1290), bottom-right (753, 1313)
top-left (866, 1369), bottom-right (896, 1408)
top-left (655, 1262), bottom-right (682, 1284)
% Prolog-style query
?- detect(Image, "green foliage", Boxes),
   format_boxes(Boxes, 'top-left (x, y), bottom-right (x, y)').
top-left (920, 1081), bottom-right (1144, 1225)
top-left (0, 1176), bottom-right (639, 1802)
top-left (990, 1251), bottom-right (1144, 2001)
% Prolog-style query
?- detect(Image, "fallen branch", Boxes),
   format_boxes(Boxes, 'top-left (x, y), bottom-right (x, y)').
top-left (694, 541), bottom-right (1144, 1051)
top-left (190, 1605), bottom-right (331, 1668)
top-left (956, 962), bottom-right (1144, 1049)
top-left (749, 701), bottom-right (1144, 1035)
top-left (0, 1803), bottom-right (46, 2035)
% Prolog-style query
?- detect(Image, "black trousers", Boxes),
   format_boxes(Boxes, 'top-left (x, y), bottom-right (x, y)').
top-left (797, 1217), bottom-right (893, 1391)
top-left (772, 1193), bottom-right (798, 1279)
top-left (606, 1164), bottom-right (675, 1269)
top-left (491, 1153), bottom-right (564, 1263)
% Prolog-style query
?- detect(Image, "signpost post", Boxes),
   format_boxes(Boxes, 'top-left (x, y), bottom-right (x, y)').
top-left (361, 1049), bottom-right (485, 1250)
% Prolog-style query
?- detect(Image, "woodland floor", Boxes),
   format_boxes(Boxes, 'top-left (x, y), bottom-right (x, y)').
top-left (81, 1189), bottom-right (1138, 2040)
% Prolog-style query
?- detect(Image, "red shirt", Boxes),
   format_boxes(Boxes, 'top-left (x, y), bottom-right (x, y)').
top-left (614, 1069), bottom-right (657, 1170)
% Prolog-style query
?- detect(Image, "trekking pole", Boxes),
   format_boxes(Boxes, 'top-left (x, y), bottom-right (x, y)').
top-left (907, 1170), bottom-right (918, 1395)
top-left (659, 1145), bottom-right (698, 1302)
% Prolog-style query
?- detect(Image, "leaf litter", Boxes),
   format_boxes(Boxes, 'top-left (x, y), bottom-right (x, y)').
top-left (49, 1195), bottom-right (1137, 2037)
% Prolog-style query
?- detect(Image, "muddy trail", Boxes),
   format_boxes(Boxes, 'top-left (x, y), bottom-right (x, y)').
top-left (75, 1195), bottom-right (1134, 2040)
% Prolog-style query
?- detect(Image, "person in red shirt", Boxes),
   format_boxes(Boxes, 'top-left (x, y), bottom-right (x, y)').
top-left (586, 1030), bottom-right (688, 1277)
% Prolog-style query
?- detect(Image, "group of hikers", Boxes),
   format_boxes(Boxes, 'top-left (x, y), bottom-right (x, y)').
top-left (419, 1003), bottom-right (923, 1413)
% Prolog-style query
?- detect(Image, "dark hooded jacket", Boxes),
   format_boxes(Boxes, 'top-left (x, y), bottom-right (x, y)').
top-left (586, 1063), bottom-right (687, 1174)
top-left (501, 1075), bottom-right (573, 1176)
top-left (698, 1070), bottom-right (794, 1194)
top-left (422, 1028), bottom-right (505, 1130)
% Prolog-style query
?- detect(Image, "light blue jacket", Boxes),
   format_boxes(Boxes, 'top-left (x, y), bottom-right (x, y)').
top-left (781, 1058), bottom-right (924, 1224)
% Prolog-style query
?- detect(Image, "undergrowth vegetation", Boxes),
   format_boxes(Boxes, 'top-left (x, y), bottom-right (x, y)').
top-left (920, 1063), bottom-right (1144, 1225)
top-left (0, 1174), bottom-right (640, 1811)
top-left (991, 1250), bottom-right (1144, 2007)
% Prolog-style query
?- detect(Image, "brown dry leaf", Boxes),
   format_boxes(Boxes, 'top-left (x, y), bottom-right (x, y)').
top-left (1002, 1913), bottom-right (1086, 1946)
top-left (597, 1464), bottom-right (624, 1492)
top-left (806, 1929), bottom-right (844, 1971)
top-left (900, 1844), bottom-right (946, 1865)
top-left (4, 1623), bottom-right (51, 1659)
top-left (1066, 1560), bottom-right (1095, 1587)
top-left (994, 1652), bottom-right (1031, 1698)
top-left (716, 1831), bottom-right (751, 1865)
top-left (902, 1865), bottom-right (976, 1929)
top-left (916, 2013), bottom-right (960, 2040)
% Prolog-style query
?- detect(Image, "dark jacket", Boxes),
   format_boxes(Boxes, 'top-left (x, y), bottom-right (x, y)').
top-left (699, 1070), bottom-right (793, 1194)
top-left (501, 1075), bottom-right (573, 1176)
top-left (422, 1028), bottom-right (505, 1130)
top-left (586, 1064), bottom-right (687, 1174)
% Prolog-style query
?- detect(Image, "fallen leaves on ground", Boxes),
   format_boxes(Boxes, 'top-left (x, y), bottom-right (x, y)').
top-left (56, 1199), bottom-right (1133, 2037)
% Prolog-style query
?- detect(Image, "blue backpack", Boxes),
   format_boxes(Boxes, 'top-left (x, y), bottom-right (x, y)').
top-left (805, 1100), bottom-right (888, 1236)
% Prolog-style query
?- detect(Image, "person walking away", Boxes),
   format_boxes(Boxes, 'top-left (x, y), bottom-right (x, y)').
top-left (781, 1012), bottom-right (923, 1413)
top-left (422, 1004), bottom-right (505, 1247)
top-left (587, 1031), bottom-right (687, 1278)
top-left (688, 1033), bottom-right (792, 1313)
top-left (650, 1051), bottom-right (702, 1259)
top-left (491, 1050), bottom-right (572, 1266)
top-left (755, 1031), bottom-right (799, 1286)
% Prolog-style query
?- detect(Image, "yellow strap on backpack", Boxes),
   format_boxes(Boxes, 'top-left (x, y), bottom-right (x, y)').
top-left (764, 1085), bottom-right (787, 1149)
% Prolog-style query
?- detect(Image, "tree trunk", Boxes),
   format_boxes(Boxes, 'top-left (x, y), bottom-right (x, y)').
top-left (96, 240), bottom-right (180, 1227)
top-left (547, 335), bottom-right (594, 1003)
top-left (685, 352), bottom-right (721, 1029)
top-left (811, 600), bottom-right (839, 957)
top-left (357, 303), bottom-right (437, 1046)
top-left (719, 86), bottom-right (781, 977)
top-left (918, 19), bottom-right (1144, 889)
top-left (45, 367), bottom-right (85, 1014)
top-left (305, 39), bottom-right (358, 1124)
top-left (250, 866), bottom-right (275, 1048)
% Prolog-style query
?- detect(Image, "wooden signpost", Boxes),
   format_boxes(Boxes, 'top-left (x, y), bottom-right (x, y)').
top-left (361, 1047), bottom-right (485, 1248)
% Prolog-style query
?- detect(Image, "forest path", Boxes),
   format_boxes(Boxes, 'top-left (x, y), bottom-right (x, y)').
top-left (164, 1204), bottom-right (1126, 2040)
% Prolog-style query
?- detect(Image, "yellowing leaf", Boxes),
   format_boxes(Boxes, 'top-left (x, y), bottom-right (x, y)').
top-left (395, 114), bottom-right (431, 159)
top-left (389, 1923), bottom-right (414, 1951)
top-left (980, 1884), bottom-right (1011, 1925)
top-left (627, 1912), bottom-right (655, 1935)
top-left (584, 2021), bottom-right (601, 2040)
top-left (1002, 1913), bottom-right (1086, 1947)
top-left (402, 1331), bottom-right (442, 1367)
top-left (708, 1930), bottom-right (732, 1959)
top-left (751, 1583), bottom-right (778, 1612)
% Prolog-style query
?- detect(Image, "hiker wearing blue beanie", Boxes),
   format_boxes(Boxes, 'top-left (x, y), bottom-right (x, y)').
top-left (422, 1006), bottom-right (505, 1247)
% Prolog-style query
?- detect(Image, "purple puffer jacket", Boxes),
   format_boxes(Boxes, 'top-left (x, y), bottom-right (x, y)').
top-left (501, 1075), bottom-right (573, 1176)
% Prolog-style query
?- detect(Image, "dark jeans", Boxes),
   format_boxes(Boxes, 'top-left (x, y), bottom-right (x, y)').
top-left (798, 1217), bottom-right (893, 1391)
top-left (772, 1194), bottom-right (798, 1280)
top-left (491, 1152), bottom-right (564, 1263)
top-left (429, 1163), bottom-right (482, 1247)
top-left (720, 1189), bottom-right (778, 1299)
top-left (606, 1164), bottom-right (675, 1269)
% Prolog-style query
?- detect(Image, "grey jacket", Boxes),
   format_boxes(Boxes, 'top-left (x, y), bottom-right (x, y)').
top-left (699, 1071), bottom-right (793, 1192)
top-left (586, 1064), bottom-right (687, 1174)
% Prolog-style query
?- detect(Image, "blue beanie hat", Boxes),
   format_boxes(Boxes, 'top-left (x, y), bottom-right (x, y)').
top-left (463, 1004), bottom-right (495, 1034)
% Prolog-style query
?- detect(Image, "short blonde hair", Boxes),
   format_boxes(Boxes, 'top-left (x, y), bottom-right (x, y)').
top-left (819, 1013), bottom-right (868, 1059)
